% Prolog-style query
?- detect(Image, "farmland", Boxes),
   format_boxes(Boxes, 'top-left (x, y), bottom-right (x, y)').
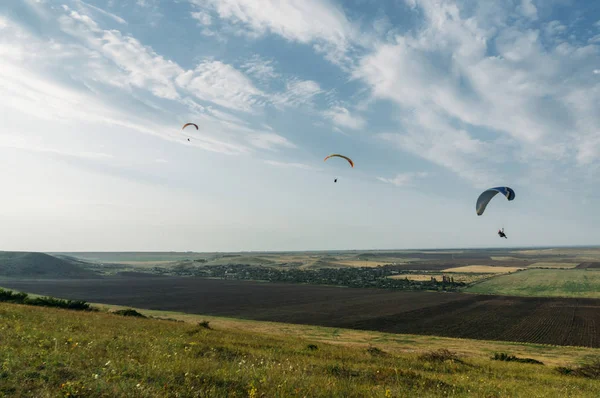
top-left (2, 277), bottom-right (600, 348)
top-left (466, 269), bottom-right (600, 298)
top-left (2, 303), bottom-right (600, 397)
top-left (388, 273), bottom-right (491, 283)
top-left (441, 265), bottom-right (524, 273)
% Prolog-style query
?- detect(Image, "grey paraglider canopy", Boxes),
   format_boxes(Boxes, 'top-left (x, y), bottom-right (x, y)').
top-left (476, 187), bottom-right (515, 216)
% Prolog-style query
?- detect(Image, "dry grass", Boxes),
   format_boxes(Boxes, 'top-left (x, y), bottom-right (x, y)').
top-left (93, 303), bottom-right (600, 368)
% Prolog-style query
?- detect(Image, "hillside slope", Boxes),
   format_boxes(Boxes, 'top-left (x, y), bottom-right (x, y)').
top-left (0, 251), bottom-right (99, 278)
top-left (1, 302), bottom-right (599, 397)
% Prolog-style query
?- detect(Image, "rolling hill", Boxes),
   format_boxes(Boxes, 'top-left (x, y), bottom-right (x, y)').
top-left (0, 251), bottom-right (99, 279)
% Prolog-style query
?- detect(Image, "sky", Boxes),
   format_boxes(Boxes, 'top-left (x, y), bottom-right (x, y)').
top-left (1, 0), bottom-right (599, 251)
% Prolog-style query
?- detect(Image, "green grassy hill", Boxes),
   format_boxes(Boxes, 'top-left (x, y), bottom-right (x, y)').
top-left (0, 251), bottom-right (99, 279)
top-left (1, 302), bottom-right (599, 397)
top-left (466, 269), bottom-right (600, 298)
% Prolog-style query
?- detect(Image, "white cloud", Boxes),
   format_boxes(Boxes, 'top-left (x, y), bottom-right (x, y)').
top-left (273, 79), bottom-right (323, 108)
top-left (0, 11), bottom-right (297, 157)
top-left (191, 11), bottom-right (212, 26)
top-left (190, 0), bottom-right (353, 48)
top-left (189, 0), bottom-right (358, 65)
top-left (59, 10), bottom-right (182, 99)
top-left (240, 55), bottom-right (278, 81)
top-left (355, 0), bottom-right (600, 184)
top-left (76, 0), bottom-right (127, 25)
top-left (323, 106), bottom-right (366, 130)
top-left (176, 60), bottom-right (266, 112)
top-left (594, 69), bottom-right (600, 74)
top-left (544, 20), bottom-right (566, 38)
top-left (264, 160), bottom-right (317, 170)
top-left (517, 0), bottom-right (538, 20)
top-left (246, 133), bottom-right (295, 151)
top-left (377, 172), bottom-right (429, 187)
top-left (0, 134), bottom-right (114, 160)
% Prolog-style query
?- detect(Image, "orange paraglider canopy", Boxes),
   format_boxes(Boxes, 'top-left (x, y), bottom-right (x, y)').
top-left (324, 154), bottom-right (354, 168)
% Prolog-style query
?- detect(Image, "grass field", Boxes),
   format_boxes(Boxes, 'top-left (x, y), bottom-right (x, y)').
top-left (1, 303), bottom-right (599, 397)
top-left (467, 269), bottom-right (600, 298)
top-left (441, 266), bottom-right (524, 273)
top-left (527, 262), bottom-right (580, 269)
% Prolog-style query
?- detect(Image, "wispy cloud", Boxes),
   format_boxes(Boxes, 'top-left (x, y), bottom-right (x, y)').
top-left (355, 0), bottom-right (600, 185)
top-left (2, 5), bottom-right (302, 158)
top-left (0, 134), bottom-right (114, 160)
top-left (273, 79), bottom-right (323, 108)
top-left (176, 60), bottom-right (266, 112)
top-left (323, 106), bottom-right (366, 130)
top-left (247, 133), bottom-right (296, 151)
top-left (189, 0), bottom-right (354, 50)
top-left (377, 172), bottom-right (429, 187)
top-left (264, 160), bottom-right (317, 170)
top-left (240, 55), bottom-right (279, 82)
top-left (75, 0), bottom-right (127, 25)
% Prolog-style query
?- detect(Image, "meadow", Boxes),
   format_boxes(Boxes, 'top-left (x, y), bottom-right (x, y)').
top-left (466, 269), bottom-right (600, 299)
top-left (1, 302), bottom-right (599, 397)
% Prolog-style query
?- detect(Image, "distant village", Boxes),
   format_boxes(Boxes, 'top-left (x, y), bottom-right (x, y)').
top-left (151, 263), bottom-right (466, 291)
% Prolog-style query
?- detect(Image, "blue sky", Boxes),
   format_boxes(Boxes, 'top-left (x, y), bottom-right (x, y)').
top-left (1, 0), bottom-right (599, 251)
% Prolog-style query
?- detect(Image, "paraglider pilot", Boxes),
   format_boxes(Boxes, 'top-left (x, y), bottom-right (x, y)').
top-left (498, 228), bottom-right (507, 239)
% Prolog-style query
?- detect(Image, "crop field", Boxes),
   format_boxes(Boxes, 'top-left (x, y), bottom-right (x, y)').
top-left (388, 273), bottom-right (491, 283)
top-left (466, 269), bottom-right (600, 299)
top-left (55, 248), bottom-right (562, 272)
top-left (2, 277), bottom-right (600, 348)
top-left (441, 265), bottom-right (525, 273)
top-left (527, 262), bottom-right (580, 269)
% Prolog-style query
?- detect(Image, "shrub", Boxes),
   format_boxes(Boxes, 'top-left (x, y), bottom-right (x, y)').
top-left (0, 289), bottom-right (28, 303)
top-left (113, 309), bottom-right (146, 318)
top-left (557, 360), bottom-right (600, 379)
top-left (306, 344), bottom-right (318, 351)
top-left (419, 349), bottom-right (462, 363)
top-left (198, 320), bottom-right (212, 329)
top-left (0, 289), bottom-right (92, 311)
top-left (366, 346), bottom-right (387, 357)
top-left (492, 353), bottom-right (544, 365)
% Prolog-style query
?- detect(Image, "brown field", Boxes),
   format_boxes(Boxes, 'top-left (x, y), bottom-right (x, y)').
top-left (2, 277), bottom-right (600, 348)
top-left (576, 262), bottom-right (600, 269)
top-left (442, 265), bottom-right (525, 273)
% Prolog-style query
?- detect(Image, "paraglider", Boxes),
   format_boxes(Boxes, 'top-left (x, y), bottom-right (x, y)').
top-left (476, 187), bottom-right (515, 238)
top-left (476, 187), bottom-right (515, 216)
top-left (324, 154), bottom-right (354, 168)
top-left (324, 154), bottom-right (353, 183)
top-left (182, 123), bottom-right (198, 142)
top-left (182, 123), bottom-right (198, 131)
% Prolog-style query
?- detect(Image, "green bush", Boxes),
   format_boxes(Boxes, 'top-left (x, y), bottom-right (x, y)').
top-left (113, 308), bottom-right (146, 318)
top-left (492, 352), bottom-right (544, 365)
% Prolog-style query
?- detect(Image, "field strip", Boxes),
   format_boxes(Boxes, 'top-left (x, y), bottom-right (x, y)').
top-left (91, 302), bottom-right (600, 367)
top-left (442, 265), bottom-right (525, 273)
